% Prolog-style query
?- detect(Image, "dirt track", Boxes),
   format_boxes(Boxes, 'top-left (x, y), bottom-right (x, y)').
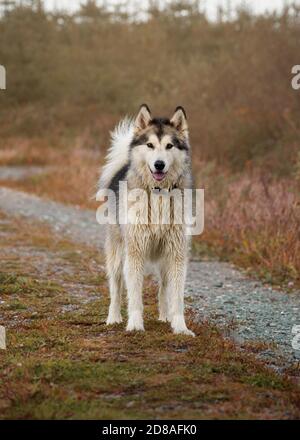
top-left (0, 184), bottom-right (299, 371)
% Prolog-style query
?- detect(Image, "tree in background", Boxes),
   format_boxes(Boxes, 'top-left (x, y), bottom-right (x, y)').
top-left (0, 0), bottom-right (16, 16)
top-left (0, 0), bottom-right (300, 175)
top-left (77, 0), bottom-right (111, 22)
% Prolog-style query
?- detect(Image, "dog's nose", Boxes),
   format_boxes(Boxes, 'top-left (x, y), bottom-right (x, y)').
top-left (154, 160), bottom-right (165, 171)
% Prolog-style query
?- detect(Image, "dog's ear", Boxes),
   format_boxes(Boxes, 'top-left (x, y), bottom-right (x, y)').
top-left (135, 104), bottom-right (152, 131)
top-left (170, 106), bottom-right (188, 136)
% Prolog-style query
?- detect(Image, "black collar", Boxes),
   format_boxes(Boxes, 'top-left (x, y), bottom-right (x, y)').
top-left (151, 184), bottom-right (178, 194)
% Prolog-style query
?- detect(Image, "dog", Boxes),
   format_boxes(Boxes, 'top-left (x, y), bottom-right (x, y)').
top-left (98, 104), bottom-right (194, 336)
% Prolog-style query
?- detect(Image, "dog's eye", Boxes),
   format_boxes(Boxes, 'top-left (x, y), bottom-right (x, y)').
top-left (147, 143), bottom-right (154, 149)
top-left (166, 143), bottom-right (173, 150)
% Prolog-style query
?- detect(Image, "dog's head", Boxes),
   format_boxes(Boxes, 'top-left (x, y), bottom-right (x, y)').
top-left (130, 104), bottom-right (190, 188)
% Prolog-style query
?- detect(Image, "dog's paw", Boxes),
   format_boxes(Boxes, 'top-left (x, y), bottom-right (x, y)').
top-left (158, 314), bottom-right (168, 322)
top-left (126, 321), bottom-right (145, 332)
top-left (171, 315), bottom-right (195, 337)
top-left (173, 327), bottom-right (195, 337)
top-left (106, 313), bottom-right (123, 325)
top-left (126, 312), bottom-right (144, 332)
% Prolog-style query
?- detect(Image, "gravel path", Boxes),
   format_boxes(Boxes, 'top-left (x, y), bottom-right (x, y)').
top-left (187, 263), bottom-right (300, 370)
top-left (0, 186), bottom-right (299, 370)
top-left (0, 165), bottom-right (52, 181)
top-left (0, 187), bottom-right (103, 248)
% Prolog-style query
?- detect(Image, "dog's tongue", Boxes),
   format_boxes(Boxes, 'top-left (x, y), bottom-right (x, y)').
top-left (153, 172), bottom-right (165, 181)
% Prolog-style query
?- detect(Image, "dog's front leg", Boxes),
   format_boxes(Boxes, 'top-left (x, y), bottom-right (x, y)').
top-left (124, 246), bottom-right (145, 332)
top-left (167, 257), bottom-right (195, 337)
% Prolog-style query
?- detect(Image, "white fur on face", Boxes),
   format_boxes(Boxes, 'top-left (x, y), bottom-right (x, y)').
top-left (146, 134), bottom-right (173, 173)
top-left (132, 133), bottom-right (187, 182)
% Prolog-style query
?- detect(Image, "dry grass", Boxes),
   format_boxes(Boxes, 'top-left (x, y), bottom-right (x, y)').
top-left (1, 4), bottom-right (300, 176)
top-left (0, 139), bottom-right (59, 166)
top-left (0, 146), bottom-right (99, 208)
top-left (1, 3), bottom-right (300, 420)
top-left (194, 164), bottom-right (300, 288)
top-left (0, 3), bottom-right (299, 288)
top-left (0, 211), bottom-right (300, 419)
top-left (1, 146), bottom-right (299, 289)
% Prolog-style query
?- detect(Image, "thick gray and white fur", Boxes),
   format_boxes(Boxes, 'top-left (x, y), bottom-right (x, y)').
top-left (97, 104), bottom-right (195, 336)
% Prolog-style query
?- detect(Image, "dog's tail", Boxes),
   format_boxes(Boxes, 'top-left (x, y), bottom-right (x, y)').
top-left (98, 116), bottom-right (134, 191)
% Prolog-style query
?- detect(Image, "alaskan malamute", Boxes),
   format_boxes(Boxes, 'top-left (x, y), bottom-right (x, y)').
top-left (98, 104), bottom-right (194, 336)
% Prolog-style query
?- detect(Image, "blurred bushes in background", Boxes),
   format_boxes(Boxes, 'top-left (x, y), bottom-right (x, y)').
top-left (0, 1), bottom-right (299, 287)
top-left (0, 1), bottom-right (300, 176)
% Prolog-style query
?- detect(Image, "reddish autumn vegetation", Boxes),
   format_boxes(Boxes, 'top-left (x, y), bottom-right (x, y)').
top-left (0, 212), bottom-right (299, 419)
top-left (0, 2), bottom-right (300, 420)
top-left (0, 2), bottom-right (299, 287)
top-left (196, 168), bottom-right (300, 287)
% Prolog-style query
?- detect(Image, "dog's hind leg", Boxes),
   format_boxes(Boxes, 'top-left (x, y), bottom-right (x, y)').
top-left (158, 265), bottom-right (169, 322)
top-left (124, 240), bottom-right (145, 332)
top-left (165, 241), bottom-right (195, 337)
top-left (106, 230), bottom-right (124, 325)
top-left (106, 269), bottom-right (124, 325)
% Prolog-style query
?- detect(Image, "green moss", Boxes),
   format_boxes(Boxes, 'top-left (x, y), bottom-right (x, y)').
top-left (241, 373), bottom-right (291, 390)
top-left (0, 272), bottom-right (63, 297)
top-left (0, 215), bottom-right (299, 420)
top-left (8, 301), bottom-right (27, 310)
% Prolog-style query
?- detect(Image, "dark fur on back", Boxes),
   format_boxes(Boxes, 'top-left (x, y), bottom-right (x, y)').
top-left (108, 163), bottom-right (129, 192)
